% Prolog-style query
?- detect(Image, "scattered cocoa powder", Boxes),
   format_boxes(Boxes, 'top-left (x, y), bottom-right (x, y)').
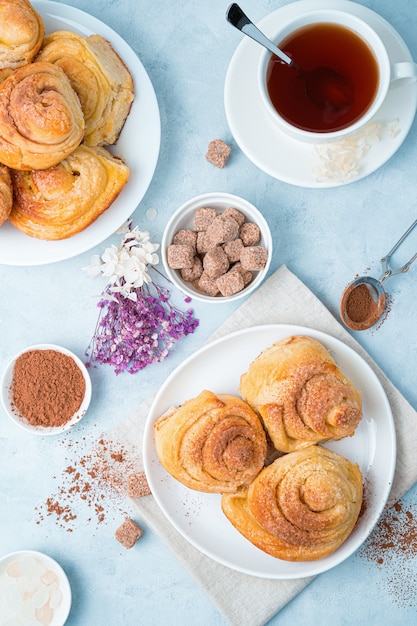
top-left (36, 433), bottom-right (142, 532)
top-left (358, 498), bottom-right (417, 608)
top-left (11, 349), bottom-right (86, 427)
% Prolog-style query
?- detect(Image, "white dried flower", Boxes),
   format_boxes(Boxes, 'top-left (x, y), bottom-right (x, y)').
top-left (313, 119), bottom-right (400, 184)
top-left (83, 222), bottom-right (160, 298)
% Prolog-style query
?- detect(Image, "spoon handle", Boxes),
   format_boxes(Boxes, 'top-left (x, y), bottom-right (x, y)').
top-left (380, 217), bottom-right (417, 281)
top-left (226, 3), bottom-right (293, 66)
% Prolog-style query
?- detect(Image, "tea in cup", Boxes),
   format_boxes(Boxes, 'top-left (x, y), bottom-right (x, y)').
top-left (258, 9), bottom-right (417, 142)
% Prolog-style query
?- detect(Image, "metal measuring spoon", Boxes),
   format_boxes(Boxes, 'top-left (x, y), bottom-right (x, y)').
top-left (340, 218), bottom-right (417, 331)
top-left (226, 3), bottom-right (353, 112)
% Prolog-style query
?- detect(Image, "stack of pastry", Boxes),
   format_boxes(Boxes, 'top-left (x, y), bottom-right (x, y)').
top-left (0, 0), bottom-right (133, 240)
top-left (154, 335), bottom-right (364, 562)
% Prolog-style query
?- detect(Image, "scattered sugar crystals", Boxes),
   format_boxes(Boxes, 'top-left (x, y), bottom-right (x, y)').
top-left (313, 119), bottom-right (400, 183)
top-left (0, 555), bottom-right (62, 625)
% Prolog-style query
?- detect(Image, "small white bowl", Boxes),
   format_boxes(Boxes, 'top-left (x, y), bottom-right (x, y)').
top-left (0, 550), bottom-right (72, 625)
top-left (1, 343), bottom-right (92, 435)
top-left (161, 192), bottom-right (272, 303)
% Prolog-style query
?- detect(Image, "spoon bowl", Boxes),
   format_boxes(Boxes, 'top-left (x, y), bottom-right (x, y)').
top-left (340, 277), bottom-right (387, 331)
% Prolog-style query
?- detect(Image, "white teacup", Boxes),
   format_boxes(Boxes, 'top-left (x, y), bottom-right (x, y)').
top-left (258, 9), bottom-right (417, 143)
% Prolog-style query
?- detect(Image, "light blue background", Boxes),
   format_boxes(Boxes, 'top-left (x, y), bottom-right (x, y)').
top-left (1, 1), bottom-right (417, 624)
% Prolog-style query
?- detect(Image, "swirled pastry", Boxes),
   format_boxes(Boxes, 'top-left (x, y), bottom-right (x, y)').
top-left (154, 390), bottom-right (267, 493)
top-left (9, 144), bottom-right (129, 240)
top-left (0, 163), bottom-right (12, 226)
top-left (0, 0), bottom-right (44, 71)
top-left (0, 61), bottom-right (84, 170)
top-left (36, 31), bottom-right (134, 146)
top-left (239, 335), bottom-right (362, 453)
top-left (222, 445), bottom-right (363, 561)
top-left (0, 68), bottom-right (14, 83)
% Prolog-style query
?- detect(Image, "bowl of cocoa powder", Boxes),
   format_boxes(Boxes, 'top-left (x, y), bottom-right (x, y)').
top-left (162, 192), bottom-right (272, 303)
top-left (1, 344), bottom-right (92, 435)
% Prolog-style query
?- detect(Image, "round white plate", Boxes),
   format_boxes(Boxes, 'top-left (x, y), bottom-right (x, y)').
top-left (224, 0), bottom-right (417, 188)
top-left (143, 324), bottom-right (396, 579)
top-left (0, 0), bottom-right (161, 266)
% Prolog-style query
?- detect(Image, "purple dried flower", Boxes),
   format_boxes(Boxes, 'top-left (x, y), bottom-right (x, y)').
top-left (86, 269), bottom-right (199, 375)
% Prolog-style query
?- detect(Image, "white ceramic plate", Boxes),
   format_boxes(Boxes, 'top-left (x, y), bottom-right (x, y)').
top-left (0, 0), bottom-right (160, 266)
top-left (0, 550), bottom-right (72, 625)
top-left (143, 324), bottom-right (396, 579)
top-left (224, 0), bottom-right (417, 188)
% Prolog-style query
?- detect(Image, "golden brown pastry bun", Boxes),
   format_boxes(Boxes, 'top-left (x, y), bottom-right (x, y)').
top-left (36, 31), bottom-right (134, 146)
top-left (9, 144), bottom-right (129, 240)
top-left (0, 0), bottom-right (44, 71)
top-left (0, 61), bottom-right (84, 170)
top-left (239, 335), bottom-right (362, 453)
top-left (0, 68), bottom-right (14, 84)
top-left (222, 445), bottom-right (363, 561)
top-left (154, 390), bottom-right (267, 493)
top-left (0, 163), bottom-right (12, 226)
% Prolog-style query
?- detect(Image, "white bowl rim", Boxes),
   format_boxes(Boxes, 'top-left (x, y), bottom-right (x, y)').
top-left (1, 343), bottom-right (92, 435)
top-left (0, 549), bottom-right (72, 625)
top-left (161, 191), bottom-right (273, 304)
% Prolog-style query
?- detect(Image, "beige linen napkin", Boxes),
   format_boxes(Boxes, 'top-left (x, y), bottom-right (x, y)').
top-left (113, 265), bottom-right (417, 626)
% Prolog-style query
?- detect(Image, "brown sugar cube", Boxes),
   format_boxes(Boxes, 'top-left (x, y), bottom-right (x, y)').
top-left (216, 268), bottom-right (245, 297)
top-left (115, 518), bottom-right (143, 549)
top-left (196, 230), bottom-right (217, 254)
top-left (205, 214), bottom-right (240, 246)
top-left (172, 229), bottom-right (197, 251)
top-left (205, 139), bottom-right (231, 168)
top-left (127, 472), bottom-right (151, 498)
top-left (167, 244), bottom-right (195, 269)
top-left (233, 262), bottom-right (253, 286)
top-left (240, 222), bottom-right (261, 246)
top-left (240, 246), bottom-right (268, 271)
top-left (181, 256), bottom-right (203, 282)
top-left (196, 231), bottom-right (209, 255)
top-left (203, 246), bottom-right (229, 279)
top-left (223, 207), bottom-right (246, 226)
top-left (194, 207), bottom-right (217, 231)
top-left (223, 238), bottom-right (244, 263)
top-left (198, 271), bottom-right (220, 296)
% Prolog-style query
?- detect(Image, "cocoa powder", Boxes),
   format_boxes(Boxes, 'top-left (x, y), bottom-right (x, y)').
top-left (346, 283), bottom-right (375, 323)
top-left (358, 498), bottom-right (417, 607)
top-left (341, 281), bottom-right (387, 331)
top-left (11, 349), bottom-right (85, 427)
top-left (36, 435), bottom-right (143, 531)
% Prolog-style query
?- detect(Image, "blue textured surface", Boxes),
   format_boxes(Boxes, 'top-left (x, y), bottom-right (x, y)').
top-left (1, 1), bottom-right (417, 624)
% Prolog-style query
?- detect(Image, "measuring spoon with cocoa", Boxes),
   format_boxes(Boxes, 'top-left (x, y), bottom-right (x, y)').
top-left (340, 218), bottom-right (417, 331)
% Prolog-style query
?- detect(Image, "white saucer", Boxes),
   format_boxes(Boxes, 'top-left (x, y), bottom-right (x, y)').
top-left (224, 0), bottom-right (417, 188)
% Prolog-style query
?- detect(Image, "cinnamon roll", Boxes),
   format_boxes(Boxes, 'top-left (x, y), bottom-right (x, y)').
top-left (0, 61), bottom-right (84, 170)
top-left (9, 144), bottom-right (129, 240)
top-left (154, 390), bottom-right (267, 493)
top-left (222, 445), bottom-right (363, 561)
top-left (0, 0), bottom-right (44, 71)
top-left (36, 31), bottom-right (134, 146)
top-left (239, 335), bottom-right (362, 453)
top-left (0, 163), bottom-right (12, 226)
